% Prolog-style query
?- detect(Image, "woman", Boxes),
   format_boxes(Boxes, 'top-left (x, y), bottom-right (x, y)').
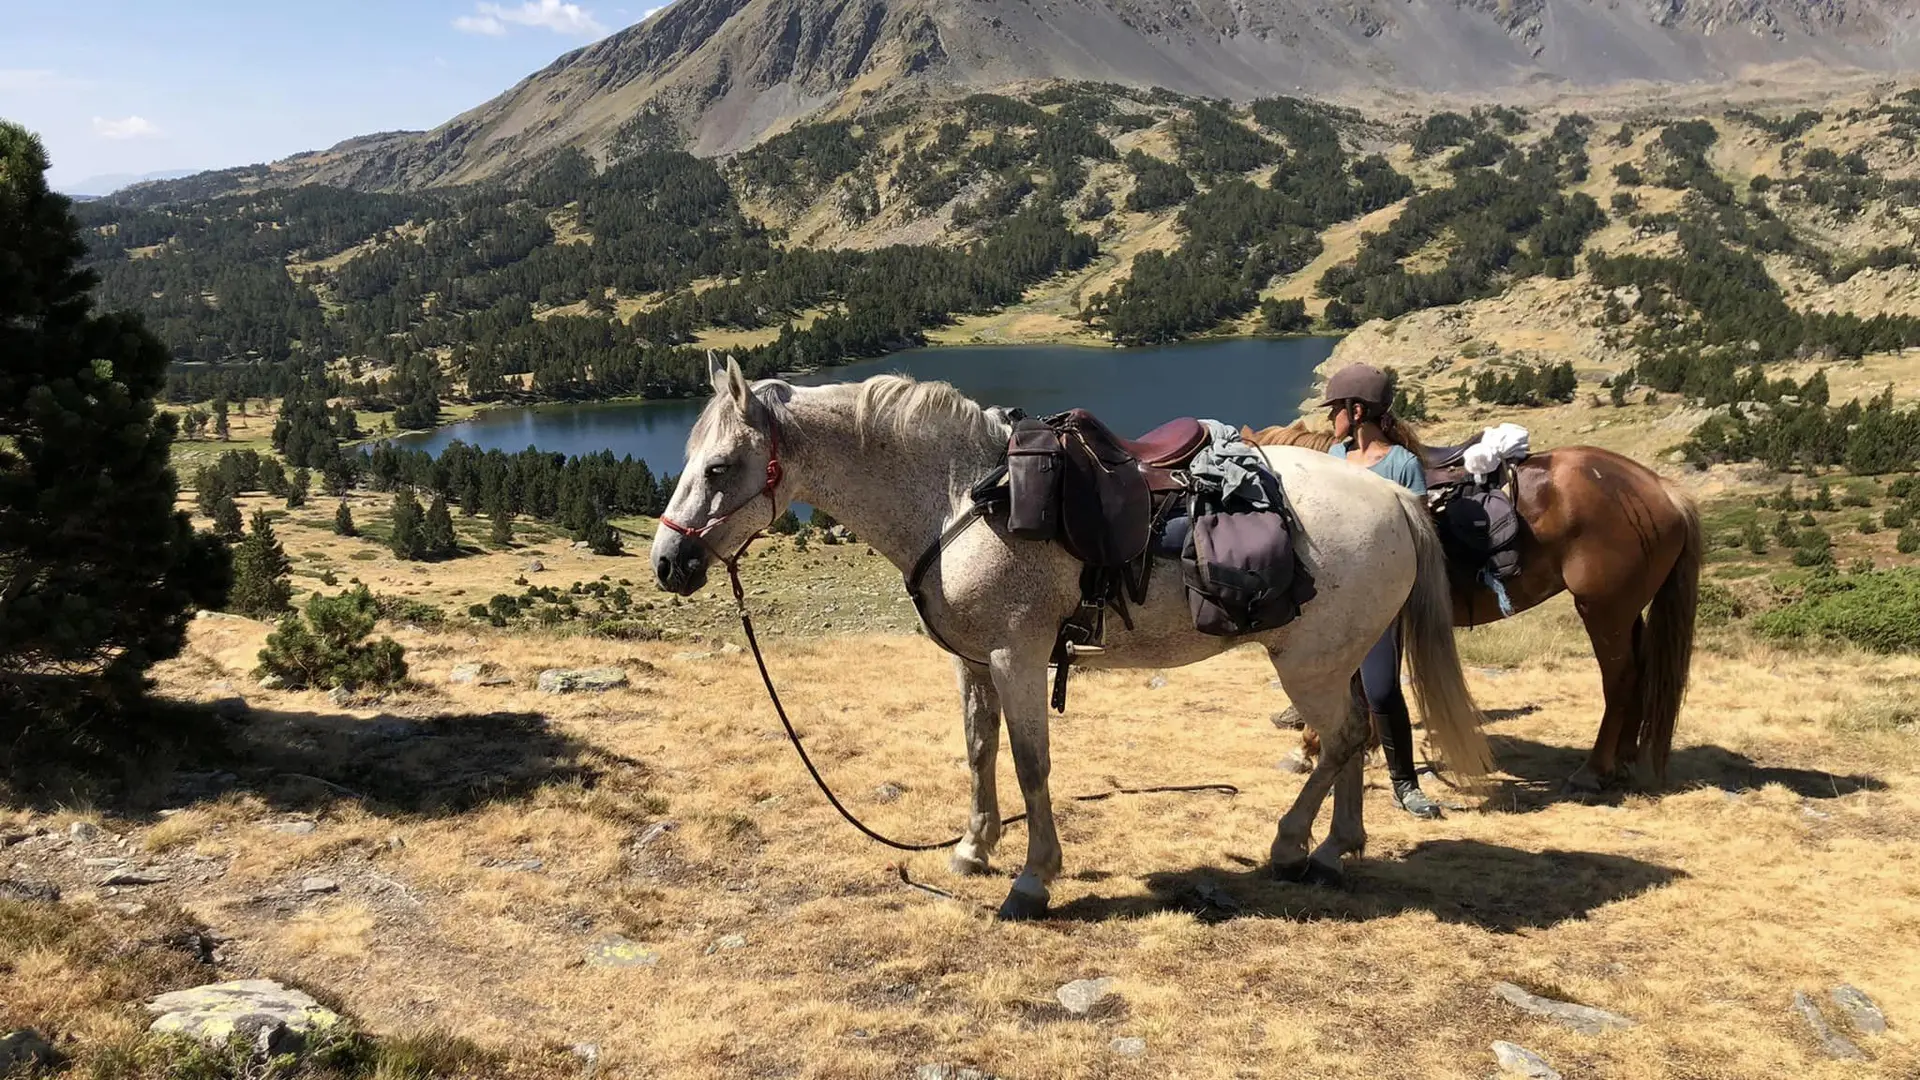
top-left (1320, 363), bottom-right (1442, 820)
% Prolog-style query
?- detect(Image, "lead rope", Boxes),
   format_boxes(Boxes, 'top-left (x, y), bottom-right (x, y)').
top-left (723, 561), bottom-right (1240, 853)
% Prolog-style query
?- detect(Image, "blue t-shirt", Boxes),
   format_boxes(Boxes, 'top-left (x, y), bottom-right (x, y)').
top-left (1329, 441), bottom-right (1427, 495)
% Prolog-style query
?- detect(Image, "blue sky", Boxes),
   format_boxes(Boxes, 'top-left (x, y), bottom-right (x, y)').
top-left (0, 0), bottom-right (658, 192)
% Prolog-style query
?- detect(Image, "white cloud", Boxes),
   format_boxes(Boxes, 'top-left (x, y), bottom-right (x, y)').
top-left (92, 115), bottom-right (162, 140)
top-left (453, 0), bottom-right (607, 37)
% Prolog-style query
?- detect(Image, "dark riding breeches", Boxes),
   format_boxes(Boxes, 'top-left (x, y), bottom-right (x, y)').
top-left (1358, 624), bottom-right (1418, 786)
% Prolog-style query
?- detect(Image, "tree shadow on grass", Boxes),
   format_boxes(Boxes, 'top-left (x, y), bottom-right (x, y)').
top-left (1483, 733), bottom-right (1886, 813)
top-left (1048, 840), bottom-right (1684, 931)
top-left (4, 695), bottom-right (646, 821)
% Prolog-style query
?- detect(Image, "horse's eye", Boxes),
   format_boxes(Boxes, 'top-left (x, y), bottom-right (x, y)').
top-left (704, 462), bottom-right (731, 481)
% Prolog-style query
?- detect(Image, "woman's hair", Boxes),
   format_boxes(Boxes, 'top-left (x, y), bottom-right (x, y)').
top-left (1348, 398), bottom-right (1429, 462)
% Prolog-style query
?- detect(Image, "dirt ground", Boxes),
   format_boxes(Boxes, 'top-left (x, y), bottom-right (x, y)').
top-left (5, 591), bottom-right (1918, 1079)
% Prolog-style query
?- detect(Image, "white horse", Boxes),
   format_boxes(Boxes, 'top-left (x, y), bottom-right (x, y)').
top-left (653, 355), bottom-right (1491, 920)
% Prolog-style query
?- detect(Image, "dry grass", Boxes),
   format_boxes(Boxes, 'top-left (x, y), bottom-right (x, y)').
top-left (8, 602), bottom-right (1920, 1078)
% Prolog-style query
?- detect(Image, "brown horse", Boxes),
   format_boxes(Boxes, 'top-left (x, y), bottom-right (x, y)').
top-left (1244, 421), bottom-right (1703, 792)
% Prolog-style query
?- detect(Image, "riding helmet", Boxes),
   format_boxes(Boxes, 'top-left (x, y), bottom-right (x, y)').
top-left (1320, 363), bottom-right (1392, 408)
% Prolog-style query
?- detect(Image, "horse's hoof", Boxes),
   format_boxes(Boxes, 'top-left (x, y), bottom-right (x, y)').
top-left (996, 888), bottom-right (1050, 921)
top-left (950, 849), bottom-right (992, 877)
top-left (1274, 858), bottom-right (1344, 889)
top-left (1564, 766), bottom-right (1607, 796)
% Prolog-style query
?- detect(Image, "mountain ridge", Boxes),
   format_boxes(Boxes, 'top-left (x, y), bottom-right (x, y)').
top-left (109, 0), bottom-right (1920, 200)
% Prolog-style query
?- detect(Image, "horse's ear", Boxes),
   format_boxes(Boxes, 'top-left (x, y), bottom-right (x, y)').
top-left (707, 350), bottom-right (728, 394)
top-left (724, 355), bottom-right (751, 415)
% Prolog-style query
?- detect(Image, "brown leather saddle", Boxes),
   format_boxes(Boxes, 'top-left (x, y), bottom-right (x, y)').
top-left (1045, 410), bottom-right (1205, 568)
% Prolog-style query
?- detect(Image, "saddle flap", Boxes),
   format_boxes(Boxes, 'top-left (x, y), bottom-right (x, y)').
top-left (1059, 424), bottom-right (1150, 566)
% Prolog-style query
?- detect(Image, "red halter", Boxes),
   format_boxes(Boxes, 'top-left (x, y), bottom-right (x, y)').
top-left (658, 419), bottom-right (784, 570)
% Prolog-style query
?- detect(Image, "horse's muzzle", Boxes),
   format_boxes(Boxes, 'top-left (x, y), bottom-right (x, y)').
top-left (651, 530), bottom-right (709, 595)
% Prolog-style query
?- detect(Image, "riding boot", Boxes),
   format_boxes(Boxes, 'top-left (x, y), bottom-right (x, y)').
top-left (1373, 704), bottom-right (1442, 820)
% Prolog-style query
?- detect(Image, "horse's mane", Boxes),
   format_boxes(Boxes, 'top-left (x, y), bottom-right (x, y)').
top-left (854, 374), bottom-right (1007, 449)
top-left (1241, 420), bottom-right (1338, 452)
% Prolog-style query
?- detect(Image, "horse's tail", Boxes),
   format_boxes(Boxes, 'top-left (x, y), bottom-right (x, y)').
top-left (1636, 484), bottom-right (1701, 786)
top-left (1393, 487), bottom-right (1494, 783)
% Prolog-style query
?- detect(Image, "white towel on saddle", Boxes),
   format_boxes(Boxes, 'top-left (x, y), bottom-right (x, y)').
top-left (1462, 423), bottom-right (1530, 481)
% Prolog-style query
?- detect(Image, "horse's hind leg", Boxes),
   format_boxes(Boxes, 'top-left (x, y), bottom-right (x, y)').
top-left (1570, 602), bottom-right (1644, 794)
top-left (950, 658), bottom-right (1003, 877)
top-left (1271, 665), bottom-right (1370, 888)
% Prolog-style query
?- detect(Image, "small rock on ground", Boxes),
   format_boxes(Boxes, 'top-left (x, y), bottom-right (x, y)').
top-left (708, 934), bottom-right (747, 953)
top-left (1270, 708), bottom-right (1304, 730)
top-left (300, 877), bottom-right (339, 894)
top-left (1146, 674), bottom-right (1168, 689)
top-left (99, 870), bottom-right (170, 887)
top-left (1492, 982), bottom-right (1637, 1035)
top-left (585, 937), bottom-right (659, 968)
top-left (449, 663), bottom-right (486, 684)
top-left (874, 782), bottom-right (906, 803)
top-left (327, 687), bottom-right (353, 707)
top-left (1793, 991), bottom-right (1867, 1060)
top-left (146, 980), bottom-right (342, 1051)
top-left (0, 1029), bottom-right (57, 1073)
top-left (1056, 977), bottom-right (1119, 1017)
top-left (1275, 753), bottom-right (1311, 774)
top-left (68, 821), bottom-right (103, 842)
top-left (537, 667), bottom-right (629, 694)
top-left (1492, 1041), bottom-right (1561, 1080)
top-left (916, 1066), bottom-right (999, 1080)
top-left (263, 820), bottom-right (317, 836)
top-left (208, 696), bottom-right (250, 721)
top-left (1832, 985), bottom-right (1888, 1035)
top-left (258, 674), bottom-right (287, 691)
top-left (0, 879), bottom-right (61, 903)
top-left (1109, 1037), bottom-right (1146, 1057)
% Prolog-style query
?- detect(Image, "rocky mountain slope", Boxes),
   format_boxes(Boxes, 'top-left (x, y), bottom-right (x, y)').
top-left (196, 0), bottom-right (1919, 193)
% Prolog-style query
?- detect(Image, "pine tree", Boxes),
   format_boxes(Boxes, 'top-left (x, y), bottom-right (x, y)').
top-left (0, 122), bottom-right (228, 704)
top-left (286, 467), bottom-right (310, 509)
top-left (334, 501), bottom-right (356, 537)
top-left (487, 493), bottom-right (515, 548)
top-left (212, 496), bottom-right (245, 540)
top-left (423, 495), bottom-right (457, 559)
top-left (213, 396), bottom-right (230, 441)
top-left (390, 491), bottom-right (426, 560)
top-left (1743, 520), bottom-right (1768, 555)
top-left (229, 510), bottom-right (292, 619)
top-left (1773, 513), bottom-right (1796, 546)
top-left (584, 513), bottom-right (624, 556)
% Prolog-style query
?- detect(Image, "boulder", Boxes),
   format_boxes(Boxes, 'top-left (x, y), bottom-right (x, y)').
top-left (68, 821), bottom-right (104, 842)
top-left (1109, 1037), bottom-right (1147, 1057)
top-left (538, 667), bottom-right (629, 694)
top-left (0, 1029), bottom-right (56, 1074)
top-left (146, 980), bottom-right (342, 1055)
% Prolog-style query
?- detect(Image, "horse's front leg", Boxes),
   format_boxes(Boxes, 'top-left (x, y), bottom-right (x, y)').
top-left (990, 646), bottom-right (1059, 920)
top-left (950, 658), bottom-right (1003, 876)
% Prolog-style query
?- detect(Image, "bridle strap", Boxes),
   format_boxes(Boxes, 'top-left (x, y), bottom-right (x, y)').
top-left (659, 419), bottom-right (783, 568)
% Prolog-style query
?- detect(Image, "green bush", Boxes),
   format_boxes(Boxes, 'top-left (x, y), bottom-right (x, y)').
top-left (1887, 505), bottom-right (1913, 530)
top-left (256, 586), bottom-right (408, 690)
top-left (374, 595), bottom-right (445, 627)
top-left (1860, 516), bottom-right (1880, 535)
top-left (1901, 526), bottom-right (1920, 555)
top-left (1697, 581), bottom-right (1745, 627)
top-left (1754, 569), bottom-right (1920, 652)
